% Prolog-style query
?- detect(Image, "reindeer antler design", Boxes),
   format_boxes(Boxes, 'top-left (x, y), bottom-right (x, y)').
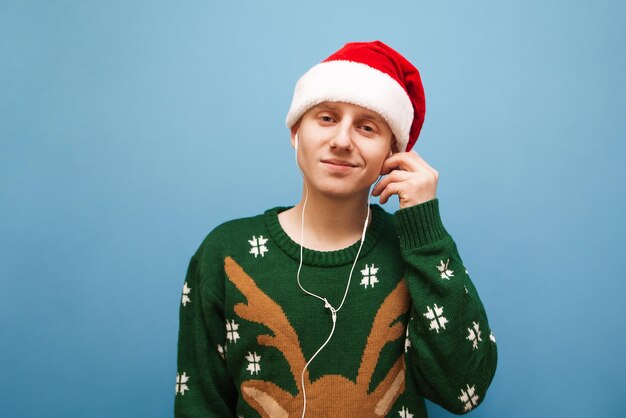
top-left (225, 257), bottom-right (308, 389)
top-left (224, 256), bottom-right (410, 417)
top-left (357, 277), bottom-right (410, 414)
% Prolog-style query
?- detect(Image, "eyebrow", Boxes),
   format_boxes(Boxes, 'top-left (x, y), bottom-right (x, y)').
top-left (315, 103), bottom-right (387, 124)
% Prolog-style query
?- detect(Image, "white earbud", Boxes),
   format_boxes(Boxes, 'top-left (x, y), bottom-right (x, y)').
top-left (295, 133), bottom-right (299, 150)
top-left (295, 165), bottom-right (371, 418)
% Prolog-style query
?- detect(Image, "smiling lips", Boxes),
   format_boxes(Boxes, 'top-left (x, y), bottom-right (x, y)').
top-left (320, 158), bottom-right (358, 174)
top-left (321, 158), bottom-right (357, 167)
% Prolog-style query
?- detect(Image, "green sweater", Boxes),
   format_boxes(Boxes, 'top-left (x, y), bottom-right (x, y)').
top-left (175, 199), bottom-right (497, 417)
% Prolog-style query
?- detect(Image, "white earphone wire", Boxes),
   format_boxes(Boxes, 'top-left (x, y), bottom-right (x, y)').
top-left (294, 133), bottom-right (379, 417)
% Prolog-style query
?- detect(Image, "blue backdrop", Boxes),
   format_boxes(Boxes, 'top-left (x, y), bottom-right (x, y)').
top-left (1, 1), bottom-right (625, 417)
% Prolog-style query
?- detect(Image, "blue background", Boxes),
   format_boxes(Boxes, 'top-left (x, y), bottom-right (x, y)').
top-left (2, 1), bottom-right (625, 417)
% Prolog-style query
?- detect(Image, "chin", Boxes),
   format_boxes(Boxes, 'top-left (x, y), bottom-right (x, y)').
top-left (313, 182), bottom-right (371, 200)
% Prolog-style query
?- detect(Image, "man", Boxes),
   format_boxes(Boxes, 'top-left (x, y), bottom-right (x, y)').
top-left (175, 40), bottom-right (497, 417)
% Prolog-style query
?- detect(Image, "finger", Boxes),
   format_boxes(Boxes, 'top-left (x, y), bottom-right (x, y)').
top-left (380, 152), bottom-right (421, 175)
top-left (411, 152), bottom-right (439, 177)
top-left (371, 170), bottom-right (413, 196)
top-left (378, 181), bottom-right (402, 205)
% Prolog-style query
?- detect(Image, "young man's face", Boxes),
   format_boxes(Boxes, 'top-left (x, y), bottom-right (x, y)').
top-left (291, 101), bottom-right (394, 200)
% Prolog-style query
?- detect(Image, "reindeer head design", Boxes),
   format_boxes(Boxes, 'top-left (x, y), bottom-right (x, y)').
top-left (225, 257), bottom-right (410, 417)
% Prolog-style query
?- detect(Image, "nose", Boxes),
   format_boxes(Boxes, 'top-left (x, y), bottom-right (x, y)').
top-left (329, 120), bottom-right (353, 151)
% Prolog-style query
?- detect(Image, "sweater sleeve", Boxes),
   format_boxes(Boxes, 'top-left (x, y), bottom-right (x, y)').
top-left (394, 198), bottom-right (497, 414)
top-left (174, 255), bottom-right (237, 417)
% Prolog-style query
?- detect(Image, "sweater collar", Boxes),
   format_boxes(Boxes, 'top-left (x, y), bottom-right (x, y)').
top-left (265, 204), bottom-right (386, 267)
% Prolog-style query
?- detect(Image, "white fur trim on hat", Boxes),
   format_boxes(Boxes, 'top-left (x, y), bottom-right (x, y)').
top-left (285, 60), bottom-right (414, 152)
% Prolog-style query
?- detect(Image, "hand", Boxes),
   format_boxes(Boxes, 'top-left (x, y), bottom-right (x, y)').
top-left (371, 151), bottom-right (439, 209)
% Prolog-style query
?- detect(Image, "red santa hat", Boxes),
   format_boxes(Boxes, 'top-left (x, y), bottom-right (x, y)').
top-left (286, 40), bottom-right (426, 152)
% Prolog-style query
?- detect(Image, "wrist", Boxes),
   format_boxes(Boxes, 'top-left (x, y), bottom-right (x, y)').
top-left (394, 198), bottom-right (449, 249)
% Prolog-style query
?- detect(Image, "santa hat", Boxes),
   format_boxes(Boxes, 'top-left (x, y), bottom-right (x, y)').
top-left (285, 40), bottom-right (426, 152)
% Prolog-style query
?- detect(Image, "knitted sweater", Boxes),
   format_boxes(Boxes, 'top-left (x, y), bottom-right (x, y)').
top-left (174, 199), bottom-right (497, 417)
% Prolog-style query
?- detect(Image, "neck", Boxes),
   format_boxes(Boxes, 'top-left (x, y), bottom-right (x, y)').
top-left (282, 185), bottom-right (371, 251)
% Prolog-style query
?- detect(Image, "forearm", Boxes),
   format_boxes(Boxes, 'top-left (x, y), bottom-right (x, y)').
top-left (396, 199), bottom-right (497, 414)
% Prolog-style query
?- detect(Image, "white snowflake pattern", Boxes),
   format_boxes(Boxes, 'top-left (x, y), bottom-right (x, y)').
top-left (490, 332), bottom-right (496, 343)
top-left (175, 372), bottom-right (190, 395)
top-left (458, 384), bottom-right (480, 412)
top-left (226, 319), bottom-right (240, 343)
top-left (398, 406), bottom-right (414, 418)
top-left (248, 235), bottom-right (269, 257)
top-left (466, 321), bottom-right (482, 350)
top-left (246, 351), bottom-right (261, 375)
top-left (360, 264), bottom-right (379, 288)
top-left (436, 259), bottom-right (454, 280)
top-left (217, 344), bottom-right (227, 359)
top-left (423, 304), bottom-right (448, 333)
top-left (181, 282), bottom-right (191, 307)
top-left (404, 325), bottom-right (411, 353)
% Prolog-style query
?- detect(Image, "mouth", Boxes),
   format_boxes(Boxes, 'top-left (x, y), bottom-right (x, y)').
top-left (321, 159), bottom-right (358, 167)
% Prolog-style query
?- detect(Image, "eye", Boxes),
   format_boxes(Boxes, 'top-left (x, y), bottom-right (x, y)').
top-left (320, 115), bottom-right (334, 123)
top-left (358, 123), bottom-right (377, 135)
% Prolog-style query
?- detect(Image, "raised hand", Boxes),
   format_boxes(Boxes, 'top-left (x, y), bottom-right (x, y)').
top-left (371, 151), bottom-right (439, 209)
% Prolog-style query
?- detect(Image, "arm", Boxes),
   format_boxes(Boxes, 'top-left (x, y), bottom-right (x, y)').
top-left (395, 199), bottom-right (497, 414)
top-left (175, 255), bottom-right (237, 417)
top-left (373, 151), bottom-right (497, 413)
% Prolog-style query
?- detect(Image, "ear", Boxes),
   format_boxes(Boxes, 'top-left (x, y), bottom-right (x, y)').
top-left (390, 136), bottom-right (399, 154)
top-left (290, 122), bottom-right (300, 149)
